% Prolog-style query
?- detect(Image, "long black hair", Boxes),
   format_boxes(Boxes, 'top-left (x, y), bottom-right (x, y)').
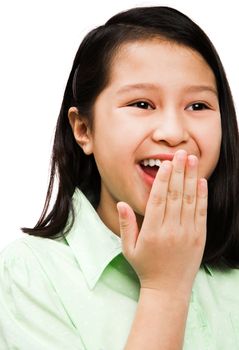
top-left (21, 6), bottom-right (239, 267)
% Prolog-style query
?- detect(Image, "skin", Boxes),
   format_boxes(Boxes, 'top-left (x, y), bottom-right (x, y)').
top-left (69, 39), bottom-right (221, 236)
top-left (69, 39), bottom-right (222, 349)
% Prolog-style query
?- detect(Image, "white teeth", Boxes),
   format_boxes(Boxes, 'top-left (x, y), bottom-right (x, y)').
top-left (141, 159), bottom-right (162, 167)
top-left (155, 159), bottom-right (161, 167)
top-left (149, 159), bottom-right (155, 166)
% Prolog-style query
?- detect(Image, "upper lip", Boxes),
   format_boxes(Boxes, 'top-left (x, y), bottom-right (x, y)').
top-left (140, 153), bottom-right (175, 162)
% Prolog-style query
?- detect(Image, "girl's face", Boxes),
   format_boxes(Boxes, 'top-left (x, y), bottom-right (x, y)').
top-left (71, 40), bottom-right (222, 234)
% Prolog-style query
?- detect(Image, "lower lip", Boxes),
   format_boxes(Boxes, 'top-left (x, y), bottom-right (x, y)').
top-left (136, 164), bottom-right (158, 187)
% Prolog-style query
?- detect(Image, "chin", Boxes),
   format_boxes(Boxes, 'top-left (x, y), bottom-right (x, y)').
top-left (132, 200), bottom-right (147, 218)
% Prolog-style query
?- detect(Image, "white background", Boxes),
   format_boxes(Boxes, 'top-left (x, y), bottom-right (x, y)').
top-left (0, 0), bottom-right (238, 250)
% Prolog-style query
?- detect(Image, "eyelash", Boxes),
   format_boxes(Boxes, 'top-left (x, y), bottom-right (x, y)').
top-left (128, 101), bottom-right (210, 111)
top-left (127, 101), bottom-right (154, 110)
top-left (186, 102), bottom-right (210, 111)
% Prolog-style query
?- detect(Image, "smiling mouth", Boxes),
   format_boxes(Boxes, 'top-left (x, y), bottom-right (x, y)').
top-left (139, 159), bottom-right (161, 178)
top-left (140, 164), bottom-right (159, 178)
top-left (139, 154), bottom-right (174, 181)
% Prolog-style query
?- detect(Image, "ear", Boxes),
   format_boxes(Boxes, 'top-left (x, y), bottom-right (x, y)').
top-left (68, 107), bottom-right (93, 155)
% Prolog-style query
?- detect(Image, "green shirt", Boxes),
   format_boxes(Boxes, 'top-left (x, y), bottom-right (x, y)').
top-left (0, 189), bottom-right (239, 349)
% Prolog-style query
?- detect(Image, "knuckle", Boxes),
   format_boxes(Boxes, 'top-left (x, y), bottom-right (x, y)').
top-left (174, 167), bottom-right (184, 174)
top-left (183, 193), bottom-right (195, 204)
top-left (165, 231), bottom-right (183, 246)
top-left (142, 233), bottom-right (157, 245)
top-left (168, 189), bottom-right (182, 200)
top-left (199, 207), bottom-right (207, 216)
top-left (158, 172), bottom-right (169, 182)
top-left (193, 235), bottom-right (206, 248)
top-left (120, 220), bottom-right (130, 231)
top-left (150, 193), bottom-right (166, 206)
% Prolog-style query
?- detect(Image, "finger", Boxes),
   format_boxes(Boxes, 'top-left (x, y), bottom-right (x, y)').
top-left (143, 160), bottom-right (172, 230)
top-left (194, 178), bottom-right (208, 234)
top-left (181, 155), bottom-right (198, 225)
top-left (117, 202), bottom-right (139, 259)
top-left (163, 150), bottom-right (187, 225)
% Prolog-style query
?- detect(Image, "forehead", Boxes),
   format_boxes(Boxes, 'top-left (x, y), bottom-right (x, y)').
top-left (107, 39), bottom-right (216, 91)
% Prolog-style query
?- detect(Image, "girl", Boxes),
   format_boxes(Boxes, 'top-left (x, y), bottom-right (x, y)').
top-left (1, 6), bottom-right (239, 350)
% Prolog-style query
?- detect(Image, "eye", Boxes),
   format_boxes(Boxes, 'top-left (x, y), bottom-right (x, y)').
top-left (128, 101), bottom-right (154, 110)
top-left (187, 102), bottom-right (210, 111)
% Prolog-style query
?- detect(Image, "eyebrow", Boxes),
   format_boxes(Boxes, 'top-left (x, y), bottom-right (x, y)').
top-left (184, 85), bottom-right (218, 96)
top-left (116, 83), bottom-right (218, 96)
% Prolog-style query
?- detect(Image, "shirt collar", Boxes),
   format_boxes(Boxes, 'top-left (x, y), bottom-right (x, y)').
top-left (62, 189), bottom-right (122, 290)
top-left (61, 188), bottom-right (214, 290)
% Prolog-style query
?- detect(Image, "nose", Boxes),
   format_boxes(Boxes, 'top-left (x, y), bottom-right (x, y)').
top-left (151, 108), bottom-right (189, 146)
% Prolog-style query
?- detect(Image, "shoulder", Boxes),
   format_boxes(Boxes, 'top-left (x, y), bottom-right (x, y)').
top-left (1, 235), bottom-right (58, 262)
top-left (0, 235), bottom-right (72, 314)
top-left (0, 237), bottom-right (43, 285)
top-left (0, 237), bottom-right (84, 350)
top-left (0, 235), bottom-right (68, 285)
top-left (0, 236), bottom-right (37, 269)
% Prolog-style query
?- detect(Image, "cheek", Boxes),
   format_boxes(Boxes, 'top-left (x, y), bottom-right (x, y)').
top-left (94, 119), bottom-right (144, 156)
top-left (201, 131), bottom-right (221, 152)
top-left (195, 115), bottom-right (221, 149)
top-left (92, 130), bottom-right (135, 174)
top-left (197, 121), bottom-right (222, 177)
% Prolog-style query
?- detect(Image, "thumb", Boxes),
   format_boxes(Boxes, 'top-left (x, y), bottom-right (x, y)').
top-left (117, 202), bottom-right (139, 259)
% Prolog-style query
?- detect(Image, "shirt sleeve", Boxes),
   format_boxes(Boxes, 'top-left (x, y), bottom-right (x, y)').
top-left (0, 239), bottom-right (85, 350)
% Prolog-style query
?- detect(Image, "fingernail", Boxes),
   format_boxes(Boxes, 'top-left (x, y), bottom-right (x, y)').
top-left (176, 150), bottom-right (187, 160)
top-left (188, 155), bottom-right (197, 166)
top-left (117, 202), bottom-right (127, 218)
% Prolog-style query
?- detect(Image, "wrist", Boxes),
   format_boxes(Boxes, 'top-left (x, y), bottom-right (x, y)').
top-left (140, 285), bottom-right (192, 304)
